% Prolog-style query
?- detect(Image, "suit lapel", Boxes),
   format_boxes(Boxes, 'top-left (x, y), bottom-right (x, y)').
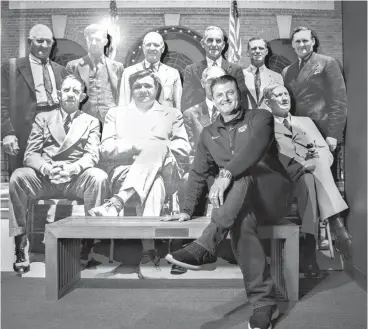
top-left (105, 57), bottom-right (117, 94)
top-left (56, 111), bottom-right (88, 156)
top-left (296, 53), bottom-right (319, 85)
top-left (18, 58), bottom-right (35, 93)
top-left (274, 119), bottom-right (293, 137)
top-left (244, 67), bottom-right (258, 104)
top-left (77, 56), bottom-right (91, 89)
top-left (196, 60), bottom-right (207, 80)
top-left (48, 110), bottom-right (66, 146)
top-left (158, 63), bottom-right (169, 84)
top-left (50, 61), bottom-right (62, 89)
top-left (197, 101), bottom-right (211, 127)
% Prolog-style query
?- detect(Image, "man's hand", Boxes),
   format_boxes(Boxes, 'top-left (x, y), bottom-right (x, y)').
top-left (49, 162), bottom-right (80, 184)
top-left (209, 175), bottom-right (232, 208)
top-left (160, 212), bottom-right (191, 222)
top-left (303, 163), bottom-right (316, 173)
top-left (326, 137), bottom-right (337, 152)
top-left (2, 135), bottom-right (19, 156)
top-left (305, 147), bottom-right (320, 161)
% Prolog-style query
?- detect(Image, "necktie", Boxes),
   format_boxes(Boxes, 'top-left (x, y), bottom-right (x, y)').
top-left (212, 61), bottom-right (218, 67)
top-left (299, 59), bottom-right (306, 72)
top-left (283, 118), bottom-right (292, 133)
top-left (148, 63), bottom-right (156, 73)
top-left (254, 67), bottom-right (261, 104)
top-left (210, 108), bottom-right (218, 123)
top-left (41, 60), bottom-right (53, 105)
top-left (64, 115), bottom-right (72, 135)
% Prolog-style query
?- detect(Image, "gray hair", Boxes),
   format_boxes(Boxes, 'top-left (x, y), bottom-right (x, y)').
top-left (263, 83), bottom-right (286, 101)
top-left (203, 26), bottom-right (225, 41)
top-left (84, 24), bottom-right (108, 38)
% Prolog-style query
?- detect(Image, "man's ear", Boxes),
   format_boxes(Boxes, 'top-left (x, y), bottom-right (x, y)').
top-left (264, 99), bottom-right (270, 107)
top-left (311, 37), bottom-right (316, 47)
top-left (200, 79), bottom-right (205, 89)
top-left (79, 93), bottom-right (87, 103)
top-left (57, 90), bottom-right (61, 100)
top-left (200, 38), bottom-right (205, 49)
top-left (246, 50), bottom-right (250, 58)
top-left (27, 37), bottom-right (32, 46)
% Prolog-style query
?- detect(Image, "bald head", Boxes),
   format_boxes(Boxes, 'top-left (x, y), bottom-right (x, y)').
top-left (143, 32), bottom-right (165, 64)
top-left (201, 66), bottom-right (226, 100)
top-left (28, 24), bottom-right (54, 60)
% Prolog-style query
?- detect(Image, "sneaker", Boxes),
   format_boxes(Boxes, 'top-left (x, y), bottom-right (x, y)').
top-left (89, 200), bottom-right (119, 216)
top-left (165, 242), bottom-right (217, 271)
top-left (13, 234), bottom-right (30, 275)
top-left (248, 305), bottom-right (280, 329)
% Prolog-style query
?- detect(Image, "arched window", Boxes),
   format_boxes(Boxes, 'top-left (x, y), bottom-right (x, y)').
top-left (50, 38), bottom-right (88, 67)
top-left (266, 38), bottom-right (298, 74)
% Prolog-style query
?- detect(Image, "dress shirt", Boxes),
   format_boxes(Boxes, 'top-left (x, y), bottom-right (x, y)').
top-left (298, 52), bottom-right (313, 67)
top-left (29, 54), bottom-right (58, 104)
top-left (274, 114), bottom-right (292, 126)
top-left (206, 57), bottom-right (223, 68)
top-left (144, 59), bottom-right (160, 72)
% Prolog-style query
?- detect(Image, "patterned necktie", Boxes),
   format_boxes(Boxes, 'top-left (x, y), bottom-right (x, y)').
top-left (64, 115), bottom-right (72, 135)
top-left (41, 60), bottom-right (53, 105)
top-left (148, 63), bottom-right (156, 73)
top-left (212, 61), bottom-right (218, 67)
top-left (210, 107), bottom-right (218, 123)
top-left (283, 118), bottom-right (292, 133)
top-left (254, 67), bottom-right (261, 104)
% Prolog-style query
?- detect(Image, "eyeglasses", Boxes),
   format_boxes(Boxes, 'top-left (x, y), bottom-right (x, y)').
top-left (33, 38), bottom-right (54, 46)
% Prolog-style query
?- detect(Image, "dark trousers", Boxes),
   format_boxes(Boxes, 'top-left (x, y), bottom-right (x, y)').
top-left (9, 167), bottom-right (109, 237)
top-left (196, 176), bottom-right (277, 309)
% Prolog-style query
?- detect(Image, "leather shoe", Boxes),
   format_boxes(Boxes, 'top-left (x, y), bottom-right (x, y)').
top-left (329, 216), bottom-right (352, 260)
top-left (13, 233), bottom-right (30, 275)
top-left (170, 264), bottom-right (187, 275)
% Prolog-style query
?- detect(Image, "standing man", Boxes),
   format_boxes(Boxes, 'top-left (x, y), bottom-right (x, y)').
top-left (165, 75), bottom-right (291, 329)
top-left (9, 75), bottom-right (109, 274)
top-left (1, 24), bottom-right (68, 175)
top-left (282, 26), bottom-right (347, 152)
top-left (264, 83), bottom-right (351, 273)
top-left (183, 66), bottom-right (226, 155)
top-left (181, 26), bottom-right (249, 111)
top-left (66, 24), bottom-right (124, 124)
top-left (119, 32), bottom-right (182, 110)
top-left (243, 38), bottom-right (283, 109)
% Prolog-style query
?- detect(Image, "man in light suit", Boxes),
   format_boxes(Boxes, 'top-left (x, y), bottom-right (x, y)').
top-left (119, 32), bottom-right (182, 109)
top-left (183, 66), bottom-right (226, 156)
top-left (8, 75), bottom-right (109, 274)
top-left (264, 84), bottom-right (351, 267)
top-left (181, 26), bottom-right (249, 111)
top-left (66, 24), bottom-right (124, 124)
top-left (1, 24), bottom-right (68, 174)
top-left (89, 70), bottom-right (190, 261)
top-left (282, 26), bottom-right (347, 152)
top-left (243, 38), bottom-right (283, 109)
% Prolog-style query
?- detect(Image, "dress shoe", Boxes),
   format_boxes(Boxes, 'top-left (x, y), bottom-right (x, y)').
top-left (170, 264), bottom-right (187, 275)
top-left (89, 199), bottom-right (120, 216)
top-left (329, 216), bottom-right (352, 260)
top-left (80, 240), bottom-right (93, 266)
top-left (13, 233), bottom-right (30, 275)
top-left (248, 304), bottom-right (280, 329)
top-left (165, 242), bottom-right (217, 271)
top-left (302, 234), bottom-right (322, 278)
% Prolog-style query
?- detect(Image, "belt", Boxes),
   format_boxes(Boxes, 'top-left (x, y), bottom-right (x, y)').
top-left (36, 103), bottom-right (59, 111)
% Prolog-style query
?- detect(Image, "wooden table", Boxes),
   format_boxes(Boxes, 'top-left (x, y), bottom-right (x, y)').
top-left (45, 216), bottom-right (299, 301)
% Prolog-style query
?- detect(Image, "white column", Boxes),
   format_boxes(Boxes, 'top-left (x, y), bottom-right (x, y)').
top-left (276, 15), bottom-right (292, 39)
top-left (51, 15), bottom-right (67, 39)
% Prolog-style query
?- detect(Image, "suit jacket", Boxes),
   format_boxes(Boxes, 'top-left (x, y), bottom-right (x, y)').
top-left (118, 61), bottom-right (182, 109)
top-left (1, 57), bottom-right (68, 173)
top-left (274, 115), bottom-right (347, 219)
top-left (183, 100), bottom-right (212, 155)
top-left (181, 58), bottom-right (249, 111)
top-left (66, 55), bottom-right (124, 121)
top-left (282, 52), bottom-right (347, 141)
top-left (24, 109), bottom-right (100, 172)
top-left (243, 65), bottom-right (283, 110)
top-left (100, 101), bottom-right (190, 168)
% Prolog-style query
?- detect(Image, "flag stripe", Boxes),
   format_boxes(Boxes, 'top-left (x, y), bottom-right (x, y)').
top-left (228, 0), bottom-right (242, 63)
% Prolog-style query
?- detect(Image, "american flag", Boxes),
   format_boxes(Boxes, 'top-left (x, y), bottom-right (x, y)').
top-left (228, 0), bottom-right (242, 63)
top-left (107, 0), bottom-right (120, 59)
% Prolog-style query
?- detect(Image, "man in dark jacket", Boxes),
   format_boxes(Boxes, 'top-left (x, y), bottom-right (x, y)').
top-left (1, 24), bottom-right (68, 174)
top-left (164, 75), bottom-right (291, 329)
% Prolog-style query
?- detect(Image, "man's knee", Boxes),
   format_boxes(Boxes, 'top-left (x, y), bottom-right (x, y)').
top-left (84, 167), bottom-right (109, 186)
top-left (298, 173), bottom-right (315, 192)
top-left (9, 167), bottom-right (36, 186)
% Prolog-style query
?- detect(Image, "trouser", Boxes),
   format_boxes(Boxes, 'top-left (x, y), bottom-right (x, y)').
top-left (195, 176), bottom-right (277, 309)
top-left (9, 167), bottom-right (109, 237)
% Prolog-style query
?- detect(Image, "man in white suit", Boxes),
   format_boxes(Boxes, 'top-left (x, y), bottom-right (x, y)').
top-left (119, 32), bottom-right (182, 109)
top-left (243, 38), bottom-right (283, 109)
top-left (264, 83), bottom-right (352, 272)
top-left (8, 75), bottom-right (109, 274)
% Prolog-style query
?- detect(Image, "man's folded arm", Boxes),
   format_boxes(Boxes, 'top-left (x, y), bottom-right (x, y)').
top-left (225, 109), bottom-right (274, 178)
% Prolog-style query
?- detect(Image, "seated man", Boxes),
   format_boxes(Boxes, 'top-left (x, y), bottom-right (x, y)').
top-left (89, 70), bottom-right (190, 257)
top-left (164, 75), bottom-right (291, 329)
top-left (263, 83), bottom-right (351, 267)
top-left (9, 75), bottom-right (109, 274)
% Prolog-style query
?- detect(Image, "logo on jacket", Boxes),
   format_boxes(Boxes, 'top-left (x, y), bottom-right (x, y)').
top-left (238, 124), bottom-right (248, 132)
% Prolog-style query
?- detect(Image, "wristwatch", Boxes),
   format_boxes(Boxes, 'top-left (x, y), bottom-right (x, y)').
top-left (219, 169), bottom-right (233, 180)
